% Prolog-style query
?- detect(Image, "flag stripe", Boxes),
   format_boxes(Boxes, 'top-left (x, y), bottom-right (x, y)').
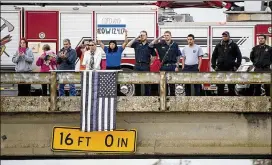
top-left (110, 97), bottom-right (114, 131)
top-left (101, 97), bottom-right (105, 131)
top-left (114, 98), bottom-right (117, 130)
top-left (113, 73), bottom-right (117, 130)
top-left (80, 72), bottom-right (85, 131)
top-left (87, 71), bottom-right (92, 132)
top-left (104, 98), bottom-right (108, 131)
top-left (81, 71), bottom-right (87, 132)
top-left (89, 71), bottom-right (94, 131)
top-left (84, 72), bottom-right (89, 132)
top-left (92, 72), bottom-right (99, 131)
top-left (107, 98), bottom-right (111, 131)
top-left (98, 98), bottom-right (103, 131)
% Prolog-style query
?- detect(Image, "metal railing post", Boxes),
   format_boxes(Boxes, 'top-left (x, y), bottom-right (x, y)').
top-left (160, 71), bottom-right (166, 111)
top-left (50, 71), bottom-right (57, 111)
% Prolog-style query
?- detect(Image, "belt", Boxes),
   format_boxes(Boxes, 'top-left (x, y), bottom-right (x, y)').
top-left (255, 66), bottom-right (270, 69)
top-left (136, 62), bottom-right (149, 65)
top-left (163, 63), bottom-right (176, 66)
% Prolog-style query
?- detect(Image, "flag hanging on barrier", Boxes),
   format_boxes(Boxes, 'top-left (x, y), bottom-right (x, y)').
top-left (80, 70), bottom-right (118, 132)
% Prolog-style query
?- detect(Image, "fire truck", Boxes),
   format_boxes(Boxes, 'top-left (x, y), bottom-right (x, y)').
top-left (1, 1), bottom-right (271, 96)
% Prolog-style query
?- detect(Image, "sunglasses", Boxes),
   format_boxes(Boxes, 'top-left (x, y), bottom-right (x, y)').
top-left (89, 44), bottom-right (95, 46)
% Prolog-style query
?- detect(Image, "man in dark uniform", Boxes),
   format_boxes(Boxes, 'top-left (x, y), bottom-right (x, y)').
top-left (250, 34), bottom-right (272, 96)
top-left (149, 31), bottom-right (181, 96)
top-left (211, 31), bottom-right (242, 96)
top-left (127, 30), bottom-right (156, 96)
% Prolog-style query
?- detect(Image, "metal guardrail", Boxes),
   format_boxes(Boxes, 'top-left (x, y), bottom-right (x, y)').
top-left (1, 71), bottom-right (271, 111)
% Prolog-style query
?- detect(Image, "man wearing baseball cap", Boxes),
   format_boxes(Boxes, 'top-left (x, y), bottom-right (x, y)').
top-left (211, 31), bottom-right (242, 96)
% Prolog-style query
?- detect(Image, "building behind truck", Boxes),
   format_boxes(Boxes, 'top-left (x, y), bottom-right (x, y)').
top-left (1, 2), bottom-right (271, 96)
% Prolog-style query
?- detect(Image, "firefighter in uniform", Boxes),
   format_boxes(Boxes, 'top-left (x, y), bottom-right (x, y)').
top-left (149, 30), bottom-right (181, 96)
top-left (211, 31), bottom-right (242, 96)
top-left (250, 34), bottom-right (272, 96)
top-left (127, 30), bottom-right (156, 96)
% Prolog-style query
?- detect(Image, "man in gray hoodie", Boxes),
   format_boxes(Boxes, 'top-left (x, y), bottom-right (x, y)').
top-left (12, 38), bottom-right (34, 96)
top-left (57, 38), bottom-right (77, 96)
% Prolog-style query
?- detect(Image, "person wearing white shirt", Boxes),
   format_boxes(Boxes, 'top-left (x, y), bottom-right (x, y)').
top-left (82, 41), bottom-right (102, 70)
top-left (181, 34), bottom-right (204, 96)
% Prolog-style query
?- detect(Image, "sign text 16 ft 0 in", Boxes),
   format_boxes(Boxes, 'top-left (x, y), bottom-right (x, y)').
top-left (51, 127), bottom-right (137, 153)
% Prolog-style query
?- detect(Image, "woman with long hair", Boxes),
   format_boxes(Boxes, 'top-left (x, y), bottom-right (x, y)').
top-left (12, 38), bottom-right (34, 96)
top-left (97, 29), bottom-right (128, 70)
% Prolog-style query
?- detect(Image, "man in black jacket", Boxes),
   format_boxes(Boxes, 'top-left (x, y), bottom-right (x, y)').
top-left (250, 34), bottom-right (272, 96)
top-left (211, 31), bottom-right (242, 96)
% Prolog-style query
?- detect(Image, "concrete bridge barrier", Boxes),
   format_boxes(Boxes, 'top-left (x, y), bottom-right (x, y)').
top-left (1, 72), bottom-right (271, 155)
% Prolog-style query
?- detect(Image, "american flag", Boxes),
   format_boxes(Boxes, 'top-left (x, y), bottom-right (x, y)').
top-left (80, 70), bottom-right (118, 132)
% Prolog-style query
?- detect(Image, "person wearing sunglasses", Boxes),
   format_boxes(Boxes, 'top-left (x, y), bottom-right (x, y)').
top-left (82, 40), bottom-right (102, 70)
top-left (97, 29), bottom-right (128, 70)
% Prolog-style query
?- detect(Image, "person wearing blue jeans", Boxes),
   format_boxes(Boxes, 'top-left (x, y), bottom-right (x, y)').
top-left (149, 30), bottom-right (181, 96)
top-left (56, 38), bottom-right (77, 96)
top-left (181, 34), bottom-right (204, 96)
top-left (127, 30), bottom-right (156, 96)
top-left (58, 84), bottom-right (76, 96)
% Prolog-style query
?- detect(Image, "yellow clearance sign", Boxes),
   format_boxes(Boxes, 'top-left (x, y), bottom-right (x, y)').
top-left (51, 127), bottom-right (137, 153)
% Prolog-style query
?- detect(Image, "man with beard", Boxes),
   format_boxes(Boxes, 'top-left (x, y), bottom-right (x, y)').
top-left (211, 31), bottom-right (242, 96)
top-left (250, 34), bottom-right (272, 96)
top-left (127, 30), bottom-right (156, 96)
top-left (149, 31), bottom-right (181, 96)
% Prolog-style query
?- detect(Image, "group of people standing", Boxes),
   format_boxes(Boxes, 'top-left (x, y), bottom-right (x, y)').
top-left (12, 30), bottom-right (271, 97)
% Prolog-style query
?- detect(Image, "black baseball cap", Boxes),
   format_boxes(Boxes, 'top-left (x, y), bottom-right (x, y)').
top-left (222, 31), bottom-right (230, 36)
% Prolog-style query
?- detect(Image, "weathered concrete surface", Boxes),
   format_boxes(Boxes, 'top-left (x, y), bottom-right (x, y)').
top-left (57, 72), bottom-right (161, 84)
top-left (1, 113), bottom-right (271, 155)
top-left (1, 73), bottom-right (51, 84)
top-left (0, 96), bottom-right (50, 112)
top-left (1, 72), bottom-right (270, 84)
top-left (167, 72), bottom-right (271, 84)
top-left (167, 96), bottom-right (271, 112)
top-left (1, 96), bottom-right (270, 112)
top-left (57, 96), bottom-right (160, 112)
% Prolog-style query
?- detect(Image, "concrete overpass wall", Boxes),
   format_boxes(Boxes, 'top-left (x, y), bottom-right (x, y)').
top-left (1, 111), bottom-right (271, 155)
top-left (1, 72), bottom-right (271, 155)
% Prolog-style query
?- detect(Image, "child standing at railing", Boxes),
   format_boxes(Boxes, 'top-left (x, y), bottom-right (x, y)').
top-left (36, 44), bottom-right (57, 96)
